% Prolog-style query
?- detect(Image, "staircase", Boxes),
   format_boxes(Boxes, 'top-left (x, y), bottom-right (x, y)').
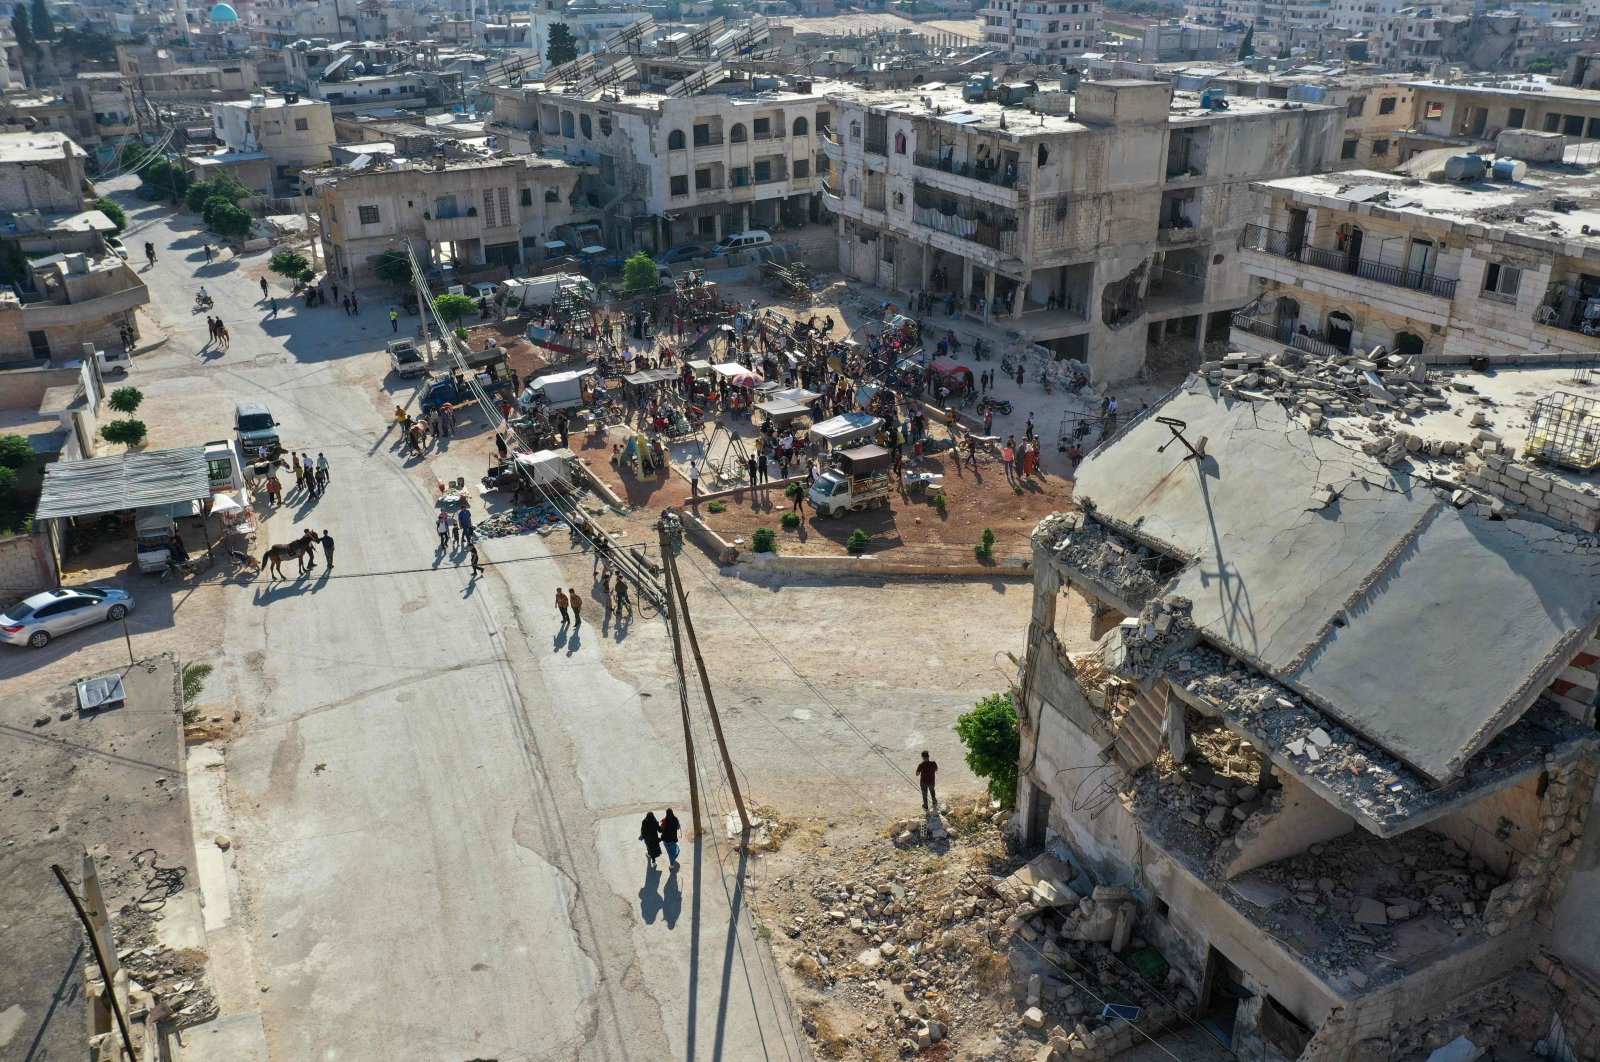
top-left (1108, 682), bottom-right (1168, 774)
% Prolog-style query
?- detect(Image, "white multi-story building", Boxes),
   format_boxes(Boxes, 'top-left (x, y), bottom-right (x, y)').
top-left (979, 0), bottom-right (1103, 61)
top-left (823, 78), bottom-right (1343, 381)
top-left (200, 94), bottom-right (337, 194)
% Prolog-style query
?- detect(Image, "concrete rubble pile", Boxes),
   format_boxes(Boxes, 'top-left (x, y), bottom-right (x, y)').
top-left (1103, 594), bottom-right (1197, 679)
top-left (1035, 511), bottom-right (1170, 610)
top-left (106, 906), bottom-right (218, 1028)
top-left (1224, 829), bottom-right (1501, 986)
top-left (1127, 727), bottom-right (1269, 863)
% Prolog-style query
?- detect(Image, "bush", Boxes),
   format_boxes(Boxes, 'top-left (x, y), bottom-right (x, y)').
top-left (974, 527), bottom-right (996, 559)
top-left (706, 501), bottom-right (727, 514)
top-left (269, 250), bottom-right (312, 284)
top-left (433, 291), bottom-right (477, 327)
top-left (846, 528), bottom-right (869, 553)
top-left (955, 692), bottom-right (1020, 806)
top-left (94, 196), bottom-right (127, 235)
top-left (101, 419), bottom-right (148, 446)
top-left (622, 251), bottom-right (660, 295)
top-left (107, 386), bottom-right (144, 414)
top-left (203, 200), bottom-right (252, 240)
top-left (931, 491), bottom-right (947, 512)
top-left (184, 174), bottom-right (245, 214)
top-left (752, 526), bottom-right (777, 553)
top-left (785, 481), bottom-right (802, 499)
top-left (781, 511), bottom-right (800, 529)
top-left (0, 434), bottom-right (35, 470)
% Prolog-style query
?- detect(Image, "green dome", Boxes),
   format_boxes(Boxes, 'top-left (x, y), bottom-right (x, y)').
top-left (208, 3), bottom-right (240, 22)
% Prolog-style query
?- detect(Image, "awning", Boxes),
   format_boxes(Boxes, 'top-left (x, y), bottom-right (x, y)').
top-left (623, 368), bottom-right (677, 386)
top-left (755, 399), bottom-right (812, 421)
top-left (775, 387), bottom-right (821, 404)
top-left (811, 412), bottom-right (883, 445)
top-left (35, 446), bottom-right (211, 521)
top-left (711, 362), bottom-right (752, 379)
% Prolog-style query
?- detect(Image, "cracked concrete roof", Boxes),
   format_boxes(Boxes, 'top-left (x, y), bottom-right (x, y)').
top-left (1074, 379), bottom-right (1600, 784)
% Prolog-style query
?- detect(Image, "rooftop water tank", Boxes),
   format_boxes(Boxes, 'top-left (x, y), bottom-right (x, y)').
top-left (1492, 158), bottom-right (1527, 182)
top-left (1445, 154), bottom-right (1488, 181)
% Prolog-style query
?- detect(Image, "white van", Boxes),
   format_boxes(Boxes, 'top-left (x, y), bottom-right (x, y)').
top-left (711, 230), bottom-right (773, 256)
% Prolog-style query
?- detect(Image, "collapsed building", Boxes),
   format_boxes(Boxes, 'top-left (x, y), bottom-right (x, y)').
top-left (1016, 360), bottom-right (1600, 1060)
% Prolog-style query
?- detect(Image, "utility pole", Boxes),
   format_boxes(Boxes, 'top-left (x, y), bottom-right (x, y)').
top-left (658, 521), bottom-right (701, 835)
top-left (52, 861), bottom-right (136, 1062)
top-left (661, 537), bottom-right (750, 835)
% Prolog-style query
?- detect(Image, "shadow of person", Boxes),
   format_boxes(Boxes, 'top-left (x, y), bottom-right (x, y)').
top-left (566, 627), bottom-right (582, 655)
top-left (639, 864), bottom-right (663, 925)
top-left (663, 868), bottom-right (682, 929)
top-left (553, 627), bottom-right (568, 651)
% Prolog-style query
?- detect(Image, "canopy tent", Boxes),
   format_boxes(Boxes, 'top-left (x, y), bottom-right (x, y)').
top-left (774, 387), bottom-right (821, 404)
top-left (35, 447), bottom-right (211, 521)
top-left (811, 412), bottom-right (883, 447)
top-left (622, 368), bottom-right (678, 387)
top-left (712, 362), bottom-right (761, 382)
top-left (754, 399), bottom-right (812, 423)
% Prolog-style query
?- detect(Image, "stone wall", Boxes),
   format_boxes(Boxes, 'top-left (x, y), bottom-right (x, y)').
top-left (1460, 451), bottom-right (1600, 534)
top-left (1536, 952), bottom-right (1600, 1062)
top-left (0, 532), bottom-right (57, 606)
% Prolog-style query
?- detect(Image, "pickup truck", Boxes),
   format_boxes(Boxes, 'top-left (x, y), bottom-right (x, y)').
top-left (387, 338), bottom-right (426, 378)
top-left (808, 443), bottom-right (895, 517)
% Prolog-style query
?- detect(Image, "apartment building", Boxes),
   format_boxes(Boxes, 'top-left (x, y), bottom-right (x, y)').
top-left (824, 79), bottom-right (1342, 382)
top-left (979, 0), bottom-right (1103, 61)
top-left (1231, 130), bottom-right (1600, 372)
top-left (1182, 69), bottom-right (1413, 168)
top-left (310, 153), bottom-right (582, 282)
top-left (1400, 75), bottom-right (1600, 159)
top-left (483, 60), bottom-right (833, 254)
top-left (281, 41), bottom-right (449, 112)
top-left (0, 132), bottom-right (91, 214)
top-left (194, 94), bottom-right (336, 195)
top-left (1017, 370), bottom-right (1600, 1059)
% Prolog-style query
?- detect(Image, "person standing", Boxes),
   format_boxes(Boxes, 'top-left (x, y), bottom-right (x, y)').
top-left (436, 510), bottom-right (451, 550)
top-left (319, 529), bottom-right (334, 570)
top-left (204, 243), bottom-right (214, 264)
top-left (639, 812), bottom-right (662, 869)
top-left (290, 450), bottom-right (304, 492)
top-left (495, 432), bottom-right (509, 461)
top-left (266, 471), bottom-right (282, 506)
top-left (390, 309), bottom-right (399, 333)
top-left (468, 543), bottom-right (484, 576)
top-left (1001, 442), bottom-right (1015, 481)
top-left (457, 506), bottom-right (474, 545)
top-left (569, 587), bottom-right (582, 628)
top-left (915, 750), bottom-right (939, 812)
top-left (555, 587), bottom-right (570, 625)
top-left (688, 460), bottom-right (701, 500)
top-left (301, 451), bottom-right (316, 496)
top-left (342, 294), bottom-right (351, 315)
top-left (269, 297), bottom-right (279, 319)
top-left (660, 808), bottom-right (682, 871)
top-left (260, 277), bottom-right (268, 300)
top-left (746, 452), bottom-right (759, 486)
top-left (350, 292), bottom-right (359, 315)
top-left (316, 452), bottom-right (330, 488)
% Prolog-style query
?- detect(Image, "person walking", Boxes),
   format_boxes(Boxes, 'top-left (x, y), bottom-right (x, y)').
top-left (390, 308), bottom-right (399, 333)
top-left (688, 460), bottom-right (701, 500)
top-left (660, 808), bottom-right (682, 871)
top-left (436, 510), bottom-right (451, 550)
top-left (1001, 442), bottom-right (1015, 481)
top-left (569, 587), bottom-right (582, 628)
top-left (791, 482), bottom-right (804, 514)
top-left (1025, 412), bottom-right (1036, 441)
top-left (468, 544), bottom-right (484, 576)
top-left (319, 529), bottom-right (334, 570)
top-left (269, 297), bottom-right (279, 319)
top-left (289, 450), bottom-right (304, 492)
top-left (495, 432), bottom-right (509, 461)
top-left (266, 471), bottom-right (282, 506)
top-left (984, 409), bottom-right (994, 436)
top-left (204, 243), bottom-right (214, 264)
top-left (639, 812), bottom-right (663, 869)
top-left (350, 292), bottom-right (359, 315)
top-left (915, 750), bottom-right (939, 812)
top-left (316, 452), bottom-right (330, 488)
top-left (556, 587), bottom-right (571, 625)
top-left (259, 277), bottom-right (268, 300)
top-left (342, 294), bottom-right (351, 315)
top-left (301, 452), bottom-right (317, 496)
top-left (457, 506), bottom-right (474, 545)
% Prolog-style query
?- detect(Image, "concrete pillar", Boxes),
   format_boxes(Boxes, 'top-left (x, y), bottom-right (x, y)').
top-left (713, 213), bottom-right (724, 240)
top-left (1031, 554), bottom-right (1061, 629)
top-left (741, 203), bottom-right (750, 232)
top-left (1012, 275), bottom-right (1027, 321)
top-left (984, 269), bottom-right (996, 322)
top-left (961, 256), bottom-right (974, 309)
top-left (1166, 692), bottom-right (1188, 762)
top-left (920, 243), bottom-right (931, 291)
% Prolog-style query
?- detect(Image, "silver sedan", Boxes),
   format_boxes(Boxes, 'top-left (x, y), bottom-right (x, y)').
top-left (0, 586), bottom-right (135, 649)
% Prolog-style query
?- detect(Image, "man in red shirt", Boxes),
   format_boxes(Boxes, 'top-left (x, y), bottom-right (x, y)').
top-left (915, 751), bottom-right (938, 812)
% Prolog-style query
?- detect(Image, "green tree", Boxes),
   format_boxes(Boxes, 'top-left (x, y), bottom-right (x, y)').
top-left (621, 251), bottom-right (659, 295)
top-left (55, 23), bottom-right (111, 58)
top-left (1236, 23), bottom-right (1255, 59)
top-left (269, 250), bottom-right (312, 283)
top-left (203, 200), bottom-right (252, 240)
top-left (373, 249), bottom-right (414, 286)
top-left (29, 0), bottom-right (51, 40)
top-left (185, 173), bottom-right (245, 213)
top-left (100, 419), bottom-right (148, 447)
top-left (433, 291), bottom-right (477, 327)
top-left (93, 196), bottom-right (127, 234)
top-left (107, 386), bottom-right (144, 414)
top-left (545, 22), bottom-right (577, 66)
top-left (10, 5), bottom-right (33, 56)
top-left (0, 433), bottom-right (35, 470)
top-left (955, 692), bottom-right (1020, 806)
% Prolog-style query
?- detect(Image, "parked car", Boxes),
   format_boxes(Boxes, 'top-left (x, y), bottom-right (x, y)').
top-left (106, 236), bottom-right (129, 260)
top-left (234, 401), bottom-right (280, 457)
top-left (0, 587), bottom-right (134, 648)
top-left (653, 243), bottom-right (709, 266)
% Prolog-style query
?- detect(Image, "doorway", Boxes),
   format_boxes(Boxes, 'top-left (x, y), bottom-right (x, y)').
top-left (1327, 311), bottom-right (1354, 351)
top-left (1342, 226), bottom-right (1364, 273)
top-left (1024, 783), bottom-right (1052, 849)
top-left (1287, 208), bottom-right (1308, 257)
top-left (1200, 947), bottom-right (1252, 1046)
top-left (1404, 238), bottom-right (1435, 287)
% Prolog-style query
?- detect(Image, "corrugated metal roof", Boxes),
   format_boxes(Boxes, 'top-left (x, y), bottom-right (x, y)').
top-left (35, 446), bottom-right (211, 520)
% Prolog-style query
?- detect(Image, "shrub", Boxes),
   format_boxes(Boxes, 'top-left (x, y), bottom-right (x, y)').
top-left (101, 419), bottom-right (148, 446)
top-left (931, 491), bottom-right (947, 512)
top-left (973, 527), bottom-right (996, 559)
top-left (269, 250), bottom-right (312, 284)
top-left (752, 526), bottom-right (777, 553)
top-left (785, 481), bottom-right (802, 499)
top-left (846, 528), bottom-right (869, 553)
top-left (781, 511), bottom-right (800, 529)
top-left (203, 200), bottom-right (252, 240)
top-left (0, 434), bottom-right (35, 469)
top-left (706, 500), bottom-right (727, 514)
top-left (955, 692), bottom-right (1020, 806)
top-left (94, 196), bottom-right (127, 234)
top-left (107, 386), bottom-right (143, 414)
top-left (433, 291), bottom-right (477, 327)
top-left (622, 251), bottom-right (660, 295)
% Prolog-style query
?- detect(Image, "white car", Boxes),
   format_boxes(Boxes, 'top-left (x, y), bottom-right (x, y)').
top-left (106, 236), bottom-right (129, 260)
top-left (0, 586), bottom-right (134, 648)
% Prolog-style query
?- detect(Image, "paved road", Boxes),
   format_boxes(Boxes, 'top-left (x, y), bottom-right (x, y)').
top-left (111, 184), bottom-right (805, 1062)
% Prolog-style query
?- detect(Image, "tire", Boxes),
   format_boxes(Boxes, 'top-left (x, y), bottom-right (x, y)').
top-left (28, 629), bottom-right (50, 648)
top-left (108, 604), bottom-right (127, 621)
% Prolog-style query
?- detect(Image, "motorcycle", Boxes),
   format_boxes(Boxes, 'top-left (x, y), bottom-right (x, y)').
top-left (194, 292), bottom-right (214, 311)
top-left (979, 396), bottom-right (1013, 416)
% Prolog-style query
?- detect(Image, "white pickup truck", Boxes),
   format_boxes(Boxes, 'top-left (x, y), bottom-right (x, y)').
top-left (808, 443), bottom-right (896, 517)
top-left (387, 338), bottom-right (426, 378)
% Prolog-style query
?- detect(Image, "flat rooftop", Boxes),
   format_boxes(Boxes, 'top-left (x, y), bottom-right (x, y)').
top-left (1405, 74), bottom-right (1600, 105)
top-left (1256, 164), bottom-right (1600, 257)
top-left (528, 76), bottom-right (842, 113)
top-left (0, 130), bottom-right (86, 160)
top-left (218, 96), bottom-right (325, 110)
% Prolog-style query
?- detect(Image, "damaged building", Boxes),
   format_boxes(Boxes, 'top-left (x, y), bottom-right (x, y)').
top-left (1015, 369), bottom-right (1600, 1060)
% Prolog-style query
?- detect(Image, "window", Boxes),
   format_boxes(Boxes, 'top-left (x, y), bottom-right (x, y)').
top-left (600, 117), bottom-right (612, 136)
top-left (793, 115), bottom-right (809, 136)
top-left (1425, 101), bottom-right (1445, 120)
top-left (1566, 114), bottom-right (1587, 136)
top-left (693, 123), bottom-right (711, 146)
top-left (1347, 96), bottom-right (1366, 117)
top-left (849, 120), bottom-right (861, 140)
top-left (560, 112), bottom-right (575, 138)
top-left (670, 175), bottom-right (688, 196)
top-left (695, 168), bottom-right (712, 190)
top-left (848, 177), bottom-right (860, 196)
top-left (580, 114), bottom-right (592, 139)
top-left (1372, 139), bottom-right (1391, 156)
top-left (1378, 96), bottom-right (1397, 114)
top-left (1509, 107), bottom-right (1526, 128)
top-left (1483, 262), bottom-right (1522, 298)
top-left (894, 131), bottom-right (906, 154)
top-left (266, 119), bottom-right (281, 133)
top-left (754, 159), bottom-right (772, 182)
top-left (753, 117), bottom-right (770, 138)
top-left (498, 187), bottom-right (510, 223)
top-left (358, 204), bottom-right (380, 224)
top-left (730, 123), bottom-right (747, 143)
top-left (731, 166), bottom-right (749, 186)
top-left (816, 110), bottom-right (832, 133)
top-left (668, 129), bottom-right (686, 150)
top-left (521, 187), bottom-right (532, 207)
top-left (1546, 112), bottom-right (1563, 132)
top-left (1341, 139), bottom-right (1358, 160)
top-left (793, 158), bottom-right (809, 178)
top-left (893, 190), bottom-right (904, 208)
top-left (295, 117), bottom-right (309, 131)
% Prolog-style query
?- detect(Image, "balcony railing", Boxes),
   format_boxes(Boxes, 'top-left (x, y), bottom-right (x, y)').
top-left (912, 149), bottom-right (1021, 188)
top-left (1240, 223), bottom-right (1459, 300)
top-left (1232, 314), bottom-right (1349, 359)
top-left (1534, 291), bottom-right (1600, 340)
top-left (864, 136), bottom-right (888, 156)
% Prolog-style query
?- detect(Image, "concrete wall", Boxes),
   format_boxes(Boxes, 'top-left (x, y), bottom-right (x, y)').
top-left (0, 365), bottom-right (81, 408)
top-left (0, 532), bottom-right (58, 606)
top-left (0, 147), bottom-right (87, 214)
top-left (1223, 771), bottom-right (1356, 879)
top-left (1426, 762), bottom-right (1544, 879)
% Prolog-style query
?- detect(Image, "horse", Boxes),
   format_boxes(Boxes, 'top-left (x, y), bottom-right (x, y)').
top-left (261, 537), bottom-right (313, 580)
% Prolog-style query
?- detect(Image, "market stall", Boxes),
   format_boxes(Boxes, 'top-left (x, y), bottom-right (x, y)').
top-left (811, 412), bottom-right (884, 449)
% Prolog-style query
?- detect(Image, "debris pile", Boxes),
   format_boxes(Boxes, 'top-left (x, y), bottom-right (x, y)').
top-left (1197, 347), bottom-right (1438, 425)
top-left (1127, 730), bottom-right (1268, 868)
top-left (1034, 513), bottom-right (1171, 608)
top-left (108, 906), bottom-right (218, 1026)
top-left (1103, 594), bottom-right (1196, 678)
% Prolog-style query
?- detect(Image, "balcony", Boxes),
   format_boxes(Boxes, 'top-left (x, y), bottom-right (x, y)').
top-left (1158, 220), bottom-right (1200, 244)
top-left (820, 183), bottom-right (843, 212)
top-left (1232, 315), bottom-right (1350, 359)
top-left (1533, 291), bottom-right (1600, 346)
top-left (912, 149), bottom-right (1021, 189)
top-left (864, 136), bottom-right (888, 157)
top-left (820, 133), bottom-right (842, 163)
top-left (426, 210), bottom-right (490, 242)
top-left (1241, 223), bottom-right (1459, 300)
top-left (912, 202), bottom-right (1017, 253)
top-left (692, 133), bottom-right (725, 151)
